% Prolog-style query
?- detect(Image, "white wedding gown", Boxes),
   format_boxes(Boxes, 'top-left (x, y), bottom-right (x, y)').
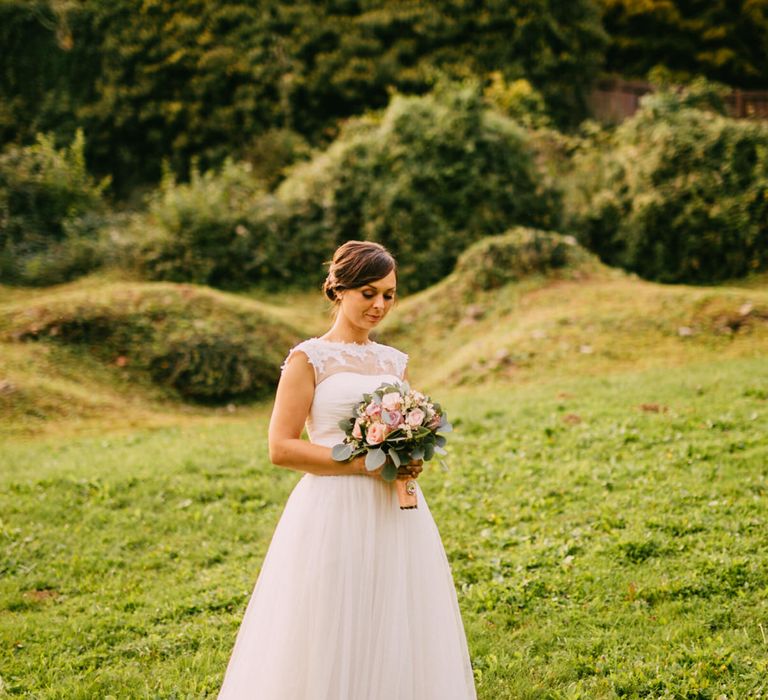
top-left (218, 338), bottom-right (476, 699)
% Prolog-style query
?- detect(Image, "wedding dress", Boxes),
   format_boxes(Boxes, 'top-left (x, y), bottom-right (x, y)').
top-left (218, 338), bottom-right (477, 700)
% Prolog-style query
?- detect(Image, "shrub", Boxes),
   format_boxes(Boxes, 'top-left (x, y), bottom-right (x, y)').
top-left (128, 84), bottom-right (563, 294)
top-left (568, 84), bottom-right (768, 284)
top-left (0, 129), bottom-right (110, 285)
top-left (276, 84), bottom-right (564, 293)
top-left (380, 227), bottom-right (605, 340)
top-left (0, 0), bottom-right (606, 191)
top-left (483, 73), bottom-right (552, 130)
top-left (453, 227), bottom-right (598, 292)
top-left (239, 128), bottom-right (312, 191)
top-left (129, 159), bottom-right (271, 289)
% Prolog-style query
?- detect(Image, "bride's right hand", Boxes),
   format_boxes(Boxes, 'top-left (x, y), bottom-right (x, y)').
top-left (350, 456), bottom-right (423, 481)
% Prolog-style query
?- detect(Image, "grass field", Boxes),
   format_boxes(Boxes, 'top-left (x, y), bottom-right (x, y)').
top-left (1, 268), bottom-right (768, 698)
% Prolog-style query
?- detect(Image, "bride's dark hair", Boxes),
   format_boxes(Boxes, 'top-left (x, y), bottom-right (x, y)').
top-left (323, 240), bottom-right (397, 303)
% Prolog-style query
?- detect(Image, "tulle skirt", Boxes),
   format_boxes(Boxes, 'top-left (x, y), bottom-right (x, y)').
top-left (217, 472), bottom-right (476, 699)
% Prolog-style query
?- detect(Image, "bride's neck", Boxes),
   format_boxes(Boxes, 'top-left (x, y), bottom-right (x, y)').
top-left (321, 318), bottom-right (371, 345)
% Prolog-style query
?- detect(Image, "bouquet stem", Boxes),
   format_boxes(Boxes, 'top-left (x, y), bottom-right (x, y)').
top-left (395, 478), bottom-right (418, 509)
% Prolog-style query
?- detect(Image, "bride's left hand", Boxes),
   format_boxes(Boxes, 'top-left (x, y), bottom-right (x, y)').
top-left (397, 458), bottom-right (423, 480)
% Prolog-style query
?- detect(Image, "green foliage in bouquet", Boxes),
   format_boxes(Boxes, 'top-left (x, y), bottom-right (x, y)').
top-left (331, 381), bottom-right (452, 482)
top-left (0, 130), bottom-right (111, 286)
top-left (568, 82), bottom-right (768, 284)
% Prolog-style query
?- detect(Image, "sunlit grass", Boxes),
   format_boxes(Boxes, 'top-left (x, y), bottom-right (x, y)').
top-left (1, 356), bottom-right (767, 697)
top-left (1, 268), bottom-right (768, 697)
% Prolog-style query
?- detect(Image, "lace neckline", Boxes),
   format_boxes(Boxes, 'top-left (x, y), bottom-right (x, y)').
top-left (311, 336), bottom-right (378, 347)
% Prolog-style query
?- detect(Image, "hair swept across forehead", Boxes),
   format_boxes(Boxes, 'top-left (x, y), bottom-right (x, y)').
top-left (322, 240), bottom-right (397, 302)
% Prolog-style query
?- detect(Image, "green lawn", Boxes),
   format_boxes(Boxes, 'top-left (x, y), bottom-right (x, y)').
top-left (2, 354), bottom-right (767, 698)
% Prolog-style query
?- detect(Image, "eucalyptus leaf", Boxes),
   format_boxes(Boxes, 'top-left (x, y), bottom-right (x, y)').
top-left (434, 445), bottom-right (447, 456)
top-left (331, 443), bottom-right (353, 461)
top-left (411, 446), bottom-right (424, 460)
top-left (381, 461), bottom-right (398, 482)
top-left (435, 434), bottom-right (447, 447)
top-left (424, 443), bottom-right (435, 461)
top-left (365, 448), bottom-right (386, 471)
top-left (390, 450), bottom-right (401, 467)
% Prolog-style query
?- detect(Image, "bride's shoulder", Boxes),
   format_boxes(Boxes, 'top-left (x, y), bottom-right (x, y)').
top-left (280, 337), bottom-right (323, 372)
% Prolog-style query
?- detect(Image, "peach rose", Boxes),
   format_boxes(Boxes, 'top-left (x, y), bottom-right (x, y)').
top-left (366, 422), bottom-right (387, 445)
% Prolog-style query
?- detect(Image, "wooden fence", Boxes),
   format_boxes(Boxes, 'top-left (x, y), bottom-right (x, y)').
top-left (588, 78), bottom-right (768, 123)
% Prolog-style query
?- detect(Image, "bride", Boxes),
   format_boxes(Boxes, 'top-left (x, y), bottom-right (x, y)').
top-left (217, 240), bottom-right (477, 699)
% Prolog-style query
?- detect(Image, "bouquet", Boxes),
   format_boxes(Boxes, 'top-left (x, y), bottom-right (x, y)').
top-left (331, 380), bottom-right (452, 509)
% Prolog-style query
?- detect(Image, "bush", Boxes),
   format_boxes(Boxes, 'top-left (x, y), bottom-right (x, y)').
top-left (453, 226), bottom-right (598, 292)
top-left (0, 129), bottom-right (110, 285)
top-left (568, 84), bottom-right (768, 284)
top-left (0, 0), bottom-right (606, 192)
top-left (1, 283), bottom-right (301, 403)
top-left (483, 74), bottom-right (552, 130)
top-left (380, 227), bottom-right (606, 340)
top-left (276, 83), bottom-right (564, 293)
top-left (129, 159), bottom-right (272, 289)
top-left (239, 128), bottom-right (311, 191)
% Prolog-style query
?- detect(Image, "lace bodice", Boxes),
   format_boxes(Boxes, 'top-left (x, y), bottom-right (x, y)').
top-left (280, 337), bottom-right (409, 447)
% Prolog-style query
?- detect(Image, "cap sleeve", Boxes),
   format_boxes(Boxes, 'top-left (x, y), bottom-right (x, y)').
top-left (390, 346), bottom-right (409, 379)
top-left (280, 340), bottom-right (323, 383)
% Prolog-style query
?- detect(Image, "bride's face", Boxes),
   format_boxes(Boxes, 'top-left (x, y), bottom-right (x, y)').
top-left (339, 269), bottom-right (397, 329)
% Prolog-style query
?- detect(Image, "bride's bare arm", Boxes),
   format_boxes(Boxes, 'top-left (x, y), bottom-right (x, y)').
top-left (268, 351), bottom-right (361, 476)
top-left (268, 350), bottom-right (423, 479)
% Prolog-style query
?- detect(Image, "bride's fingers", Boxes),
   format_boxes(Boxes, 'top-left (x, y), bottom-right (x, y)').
top-left (396, 464), bottom-right (422, 479)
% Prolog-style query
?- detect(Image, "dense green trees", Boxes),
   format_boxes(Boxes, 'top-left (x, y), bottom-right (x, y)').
top-left (0, 0), bottom-right (607, 193)
top-left (598, 0), bottom-right (768, 87)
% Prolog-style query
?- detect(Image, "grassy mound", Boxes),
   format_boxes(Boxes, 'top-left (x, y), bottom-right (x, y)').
top-left (0, 282), bottom-right (302, 410)
top-left (451, 226), bottom-right (602, 292)
top-left (382, 226), bottom-right (609, 334)
top-left (379, 230), bottom-right (768, 389)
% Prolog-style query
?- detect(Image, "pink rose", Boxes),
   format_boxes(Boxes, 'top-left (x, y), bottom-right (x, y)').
top-left (365, 403), bottom-right (382, 417)
top-left (366, 422), bottom-right (386, 445)
top-left (428, 413), bottom-right (442, 429)
top-left (352, 418), bottom-right (362, 439)
top-left (383, 409), bottom-right (403, 427)
top-left (381, 392), bottom-right (402, 411)
top-left (406, 408), bottom-right (425, 426)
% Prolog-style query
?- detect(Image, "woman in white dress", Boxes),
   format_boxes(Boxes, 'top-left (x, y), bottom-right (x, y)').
top-left (218, 240), bottom-right (477, 699)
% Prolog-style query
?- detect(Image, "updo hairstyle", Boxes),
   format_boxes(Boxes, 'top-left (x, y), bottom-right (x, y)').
top-left (322, 240), bottom-right (397, 304)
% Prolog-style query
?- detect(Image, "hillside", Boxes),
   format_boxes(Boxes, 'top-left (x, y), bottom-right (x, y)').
top-left (1, 232), bottom-right (767, 439)
top-left (379, 230), bottom-right (768, 389)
